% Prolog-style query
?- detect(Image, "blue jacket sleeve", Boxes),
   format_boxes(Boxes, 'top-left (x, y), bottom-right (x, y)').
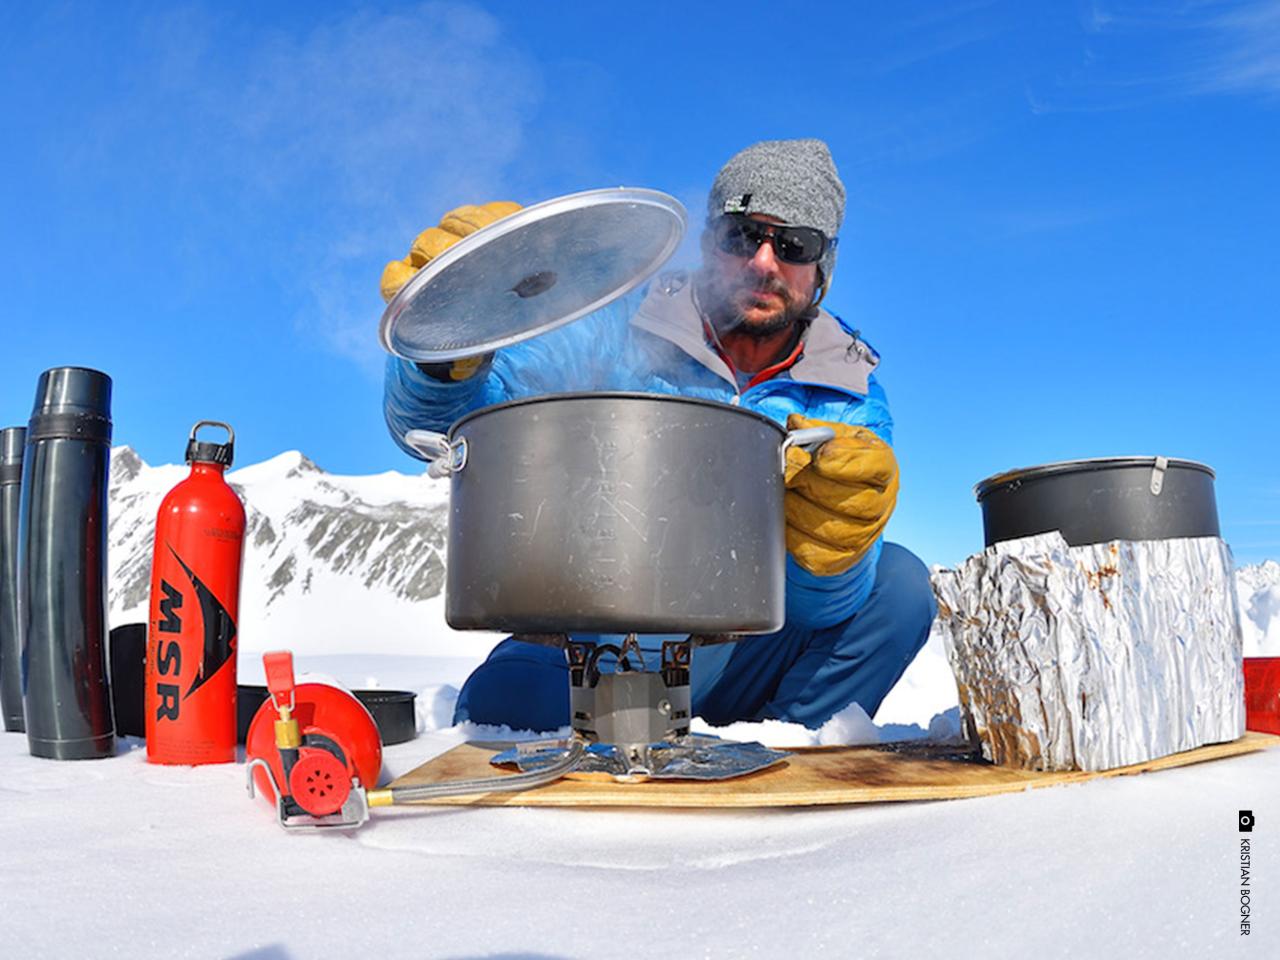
top-left (382, 297), bottom-right (638, 460)
top-left (383, 355), bottom-right (497, 458)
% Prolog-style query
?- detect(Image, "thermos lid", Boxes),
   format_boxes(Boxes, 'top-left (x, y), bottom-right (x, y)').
top-left (0, 427), bottom-right (22, 487)
top-left (0, 426), bottom-right (25, 464)
top-left (0, 427), bottom-right (24, 485)
top-left (27, 367), bottom-right (112, 444)
top-left (30, 367), bottom-right (112, 418)
top-left (185, 420), bottom-right (235, 467)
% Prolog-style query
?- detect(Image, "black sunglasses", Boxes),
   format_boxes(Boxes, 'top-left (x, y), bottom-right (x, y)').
top-left (713, 214), bottom-right (834, 266)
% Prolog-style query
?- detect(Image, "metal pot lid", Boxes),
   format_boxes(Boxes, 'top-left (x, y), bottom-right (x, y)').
top-left (379, 187), bottom-right (687, 362)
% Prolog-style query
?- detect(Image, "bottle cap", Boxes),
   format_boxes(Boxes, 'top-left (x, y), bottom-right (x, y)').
top-left (185, 420), bottom-right (235, 467)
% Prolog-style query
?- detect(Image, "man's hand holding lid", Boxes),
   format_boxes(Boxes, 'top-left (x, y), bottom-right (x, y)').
top-left (783, 413), bottom-right (900, 577)
top-left (380, 201), bottom-right (522, 302)
top-left (380, 201), bottom-right (521, 380)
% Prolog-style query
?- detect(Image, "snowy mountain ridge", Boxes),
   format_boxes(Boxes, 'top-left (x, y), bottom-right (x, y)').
top-left (107, 446), bottom-right (1280, 661)
top-left (106, 445), bottom-right (484, 658)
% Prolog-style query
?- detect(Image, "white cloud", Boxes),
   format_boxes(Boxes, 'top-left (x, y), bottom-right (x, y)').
top-left (228, 4), bottom-right (538, 227)
top-left (86, 3), bottom-right (543, 373)
top-left (225, 4), bottom-right (541, 371)
top-left (1030, 0), bottom-right (1280, 112)
top-left (867, 1), bottom-right (1003, 75)
top-left (984, 202), bottom-right (1115, 236)
top-left (1197, 0), bottom-right (1280, 95)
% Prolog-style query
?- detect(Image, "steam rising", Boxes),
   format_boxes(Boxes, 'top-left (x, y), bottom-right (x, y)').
top-left (236, 5), bottom-right (542, 371)
top-left (69, 3), bottom-right (543, 374)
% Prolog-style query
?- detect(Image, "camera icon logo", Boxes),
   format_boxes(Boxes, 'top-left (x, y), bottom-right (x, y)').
top-left (1239, 810), bottom-right (1255, 832)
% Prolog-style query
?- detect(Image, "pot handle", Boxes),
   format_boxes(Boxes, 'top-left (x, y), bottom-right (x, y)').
top-left (779, 426), bottom-right (835, 474)
top-left (404, 429), bottom-right (469, 479)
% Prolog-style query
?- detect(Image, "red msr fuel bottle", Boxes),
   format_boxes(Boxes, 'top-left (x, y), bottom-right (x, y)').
top-left (144, 421), bottom-right (245, 764)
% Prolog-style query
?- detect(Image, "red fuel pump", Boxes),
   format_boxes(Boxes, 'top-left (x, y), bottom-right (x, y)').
top-left (242, 650), bottom-right (589, 830)
top-left (245, 650), bottom-right (383, 829)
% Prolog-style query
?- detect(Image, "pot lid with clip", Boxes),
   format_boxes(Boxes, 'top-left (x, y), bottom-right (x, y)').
top-left (379, 187), bottom-right (687, 362)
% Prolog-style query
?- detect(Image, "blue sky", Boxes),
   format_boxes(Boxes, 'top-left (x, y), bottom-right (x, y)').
top-left (2, 1), bottom-right (1277, 568)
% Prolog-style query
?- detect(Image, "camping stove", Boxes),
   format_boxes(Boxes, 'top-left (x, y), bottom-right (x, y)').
top-left (244, 637), bottom-right (785, 833)
top-left (494, 633), bottom-right (787, 781)
top-left (569, 635), bottom-right (692, 755)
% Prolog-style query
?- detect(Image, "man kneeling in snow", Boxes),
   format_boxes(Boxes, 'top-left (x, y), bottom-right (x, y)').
top-left (381, 139), bottom-right (935, 732)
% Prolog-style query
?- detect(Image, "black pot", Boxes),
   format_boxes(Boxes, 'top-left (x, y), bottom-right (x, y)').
top-left (109, 623), bottom-right (148, 737)
top-left (975, 457), bottom-right (1219, 548)
top-left (237, 685), bottom-right (417, 746)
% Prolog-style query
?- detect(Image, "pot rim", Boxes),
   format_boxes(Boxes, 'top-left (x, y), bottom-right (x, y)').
top-left (448, 391), bottom-right (787, 439)
top-left (975, 456), bottom-right (1215, 500)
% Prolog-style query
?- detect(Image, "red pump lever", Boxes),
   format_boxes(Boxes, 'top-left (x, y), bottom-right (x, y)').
top-left (263, 651), bottom-right (296, 713)
top-left (262, 651), bottom-right (301, 750)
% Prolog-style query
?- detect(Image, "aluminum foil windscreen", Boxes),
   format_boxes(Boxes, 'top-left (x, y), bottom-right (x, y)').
top-left (931, 534), bottom-right (1245, 772)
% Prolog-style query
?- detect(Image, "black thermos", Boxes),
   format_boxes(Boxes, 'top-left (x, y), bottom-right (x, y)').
top-left (19, 367), bottom-right (115, 759)
top-left (0, 427), bottom-right (25, 731)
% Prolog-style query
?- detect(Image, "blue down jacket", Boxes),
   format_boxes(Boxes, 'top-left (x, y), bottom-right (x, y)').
top-left (383, 271), bottom-right (893, 629)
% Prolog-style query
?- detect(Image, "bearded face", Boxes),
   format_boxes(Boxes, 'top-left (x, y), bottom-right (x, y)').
top-left (697, 215), bottom-right (821, 340)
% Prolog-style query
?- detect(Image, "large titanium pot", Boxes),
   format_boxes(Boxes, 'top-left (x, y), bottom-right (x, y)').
top-left (406, 393), bottom-right (832, 635)
top-left (975, 456), bottom-right (1219, 548)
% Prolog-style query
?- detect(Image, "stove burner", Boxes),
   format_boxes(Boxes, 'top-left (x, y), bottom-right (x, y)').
top-left (567, 636), bottom-right (692, 747)
top-left (495, 633), bottom-right (790, 782)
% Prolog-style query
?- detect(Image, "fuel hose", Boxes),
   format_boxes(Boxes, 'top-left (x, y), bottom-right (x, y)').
top-left (368, 738), bottom-right (586, 806)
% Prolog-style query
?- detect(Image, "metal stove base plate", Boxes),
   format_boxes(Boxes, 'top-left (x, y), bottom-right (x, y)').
top-left (490, 735), bottom-right (789, 782)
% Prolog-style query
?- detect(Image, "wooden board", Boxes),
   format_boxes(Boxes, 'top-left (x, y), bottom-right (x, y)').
top-left (388, 732), bottom-right (1280, 808)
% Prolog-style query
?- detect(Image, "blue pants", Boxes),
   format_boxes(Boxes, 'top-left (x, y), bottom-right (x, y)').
top-left (453, 542), bottom-right (936, 731)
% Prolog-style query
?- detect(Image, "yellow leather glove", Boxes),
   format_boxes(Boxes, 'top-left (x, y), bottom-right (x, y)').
top-left (379, 201), bottom-right (522, 303)
top-left (380, 201), bottom-right (521, 380)
top-left (783, 414), bottom-right (900, 577)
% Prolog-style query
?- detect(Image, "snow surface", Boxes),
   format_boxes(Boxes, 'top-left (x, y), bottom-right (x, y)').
top-left (1239, 560), bottom-right (1280, 656)
top-left (2, 650), bottom-right (1275, 959)
top-left (3, 450), bottom-right (1277, 957)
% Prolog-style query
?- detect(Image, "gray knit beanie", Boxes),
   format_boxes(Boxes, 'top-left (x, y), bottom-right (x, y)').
top-left (706, 138), bottom-right (846, 287)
